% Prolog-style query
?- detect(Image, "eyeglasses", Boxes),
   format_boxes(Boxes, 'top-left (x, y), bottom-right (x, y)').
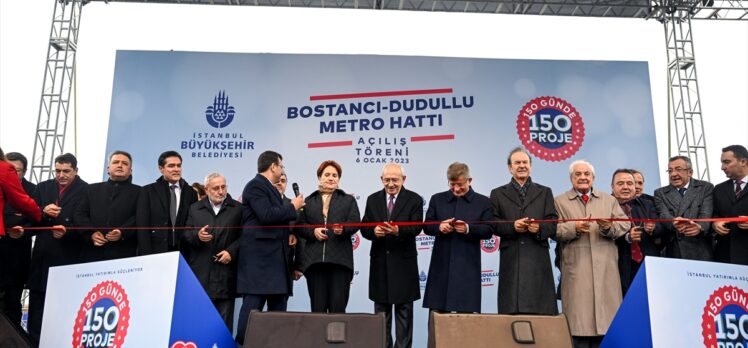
top-left (382, 178), bottom-right (401, 184)
top-left (665, 167), bottom-right (690, 174)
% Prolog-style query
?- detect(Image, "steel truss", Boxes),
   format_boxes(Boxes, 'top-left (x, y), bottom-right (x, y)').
top-left (28, 0), bottom-right (747, 182)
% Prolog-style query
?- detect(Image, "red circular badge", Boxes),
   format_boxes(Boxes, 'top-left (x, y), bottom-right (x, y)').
top-left (351, 232), bottom-right (361, 251)
top-left (516, 96), bottom-right (585, 162)
top-left (701, 285), bottom-right (748, 348)
top-left (481, 235), bottom-right (500, 253)
top-left (72, 281), bottom-right (130, 348)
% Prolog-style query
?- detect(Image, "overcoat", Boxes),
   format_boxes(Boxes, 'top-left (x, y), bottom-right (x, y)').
top-left (74, 177), bottom-right (140, 262)
top-left (422, 188), bottom-right (495, 313)
top-left (653, 179), bottom-right (714, 261)
top-left (554, 188), bottom-right (629, 336)
top-left (184, 195), bottom-right (242, 299)
top-left (136, 176), bottom-right (197, 255)
top-left (360, 188), bottom-right (423, 304)
top-left (237, 174), bottom-right (297, 295)
top-left (490, 179), bottom-right (558, 315)
top-left (29, 176), bottom-right (88, 291)
top-left (712, 179), bottom-right (748, 265)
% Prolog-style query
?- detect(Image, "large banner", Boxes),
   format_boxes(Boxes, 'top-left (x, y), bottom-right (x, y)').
top-left (603, 257), bottom-right (748, 347)
top-left (41, 252), bottom-right (234, 348)
top-left (105, 50), bottom-right (659, 346)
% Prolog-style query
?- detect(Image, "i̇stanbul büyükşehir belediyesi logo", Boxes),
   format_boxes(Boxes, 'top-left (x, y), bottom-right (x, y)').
top-left (206, 90), bottom-right (235, 128)
top-left (516, 96), bottom-right (585, 162)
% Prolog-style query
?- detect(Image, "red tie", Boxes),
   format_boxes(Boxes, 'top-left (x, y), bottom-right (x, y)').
top-left (736, 180), bottom-right (743, 198)
top-left (581, 193), bottom-right (589, 204)
top-left (631, 242), bottom-right (644, 263)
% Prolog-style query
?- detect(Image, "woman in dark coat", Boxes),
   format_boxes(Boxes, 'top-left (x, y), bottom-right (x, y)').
top-left (296, 160), bottom-right (361, 313)
top-left (489, 147), bottom-right (558, 315)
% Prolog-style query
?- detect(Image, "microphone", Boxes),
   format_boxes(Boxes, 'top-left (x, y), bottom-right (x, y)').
top-left (292, 182), bottom-right (303, 211)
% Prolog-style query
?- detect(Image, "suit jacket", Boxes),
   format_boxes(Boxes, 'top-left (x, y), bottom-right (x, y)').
top-left (184, 195), bottom-right (242, 299)
top-left (653, 179), bottom-right (714, 261)
top-left (489, 179), bottom-right (558, 315)
top-left (296, 189), bottom-right (361, 272)
top-left (1, 178), bottom-right (36, 289)
top-left (554, 188), bottom-right (630, 336)
top-left (614, 197), bottom-right (663, 295)
top-left (712, 179), bottom-right (748, 265)
top-left (237, 174), bottom-right (298, 295)
top-left (0, 161), bottom-right (40, 236)
top-left (422, 187), bottom-right (495, 313)
top-left (360, 188), bottom-right (423, 304)
top-left (136, 177), bottom-right (198, 255)
top-left (29, 176), bottom-right (88, 291)
top-left (74, 177), bottom-right (140, 262)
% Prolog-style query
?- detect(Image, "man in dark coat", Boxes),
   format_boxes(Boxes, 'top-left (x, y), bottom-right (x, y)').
top-left (712, 145), bottom-right (748, 265)
top-left (610, 169), bottom-right (663, 295)
top-left (423, 162), bottom-right (495, 314)
top-left (184, 172), bottom-right (241, 332)
top-left (0, 152), bottom-right (36, 333)
top-left (74, 151), bottom-right (140, 262)
top-left (489, 147), bottom-right (557, 315)
top-left (654, 156), bottom-right (714, 261)
top-left (361, 163), bottom-right (422, 348)
top-left (235, 151), bottom-right (304, 345)
top-left (26, 153), bottom-right (87, 346)
top-left (136, 151), bottom-right (198, 256)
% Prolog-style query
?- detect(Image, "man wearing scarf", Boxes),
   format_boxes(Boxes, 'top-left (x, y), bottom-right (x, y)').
top-left (610, 169), bottom-right (662, 296)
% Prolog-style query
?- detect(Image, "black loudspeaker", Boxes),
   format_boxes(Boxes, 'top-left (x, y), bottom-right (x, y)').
top-left (428, 312), bottom-right (573, 348)
top-left (244, 311), bottom-right (386, 348)
top-left (0, 312), bottom-right (31, 348)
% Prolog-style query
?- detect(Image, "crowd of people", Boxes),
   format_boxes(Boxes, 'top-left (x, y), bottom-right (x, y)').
top-left (1, 144), bottom-right (747, 348)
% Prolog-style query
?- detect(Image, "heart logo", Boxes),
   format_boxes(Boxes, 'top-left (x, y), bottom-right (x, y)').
top-left (171, 341), bottom-right (198, 348)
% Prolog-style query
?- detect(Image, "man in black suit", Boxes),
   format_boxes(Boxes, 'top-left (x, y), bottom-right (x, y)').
top-left (654, 156), bottom-right (714, 261)
top-left (712, 145), bottom-right (748, 265)
top-left (235, 151), bottom-right (304, 345)
top-left (0, 152), bottom-right (36, 333)
top-left (27, 153), bottom-right (87, 346)
top-left (74, 151), bottom-right (140, 262)
top-left (361, 163), bottom-right (423, 348)
top-left (137, 151), bottom-right (198, 255)
top-left (610, 169), bottom-right (662, 295)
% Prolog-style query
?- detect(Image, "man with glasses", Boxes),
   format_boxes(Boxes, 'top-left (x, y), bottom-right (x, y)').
top-left (422, 162), bottom-right (494, 316)
top-left (653, 156), bottom-right (714, 261)
top-left (26, 153), bottom-right (87, 345)
top-left (361, 163), bottom-right (423, 348)
top-left (235, 151), bottom-right (305, 345)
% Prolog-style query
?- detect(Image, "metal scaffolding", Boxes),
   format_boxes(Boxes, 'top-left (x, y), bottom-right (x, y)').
top-left (29, 0), bottom-right (84, 183)
top-left (28, 0), bottom-right (748, 182)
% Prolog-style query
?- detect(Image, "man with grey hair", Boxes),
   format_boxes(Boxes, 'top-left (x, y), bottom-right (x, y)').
top-left (361, 163), bottom-right (423, 348)
top-left (653, 155), bottom-right (713, 261)
top-left (184, 172), bottom-right (242, 332)
top-left (490, 147), bottom-right (558, 315)
top-left (423, 162), bottom-right (495, 315)
top-left (554, 160), bottom-right (629, 348)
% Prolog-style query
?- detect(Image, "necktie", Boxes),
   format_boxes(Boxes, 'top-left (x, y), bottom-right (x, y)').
top-left (581, 193), bottom-right (589, 204)
top-left (736, 180), bottom-right (743, 198)
top-left (169, 184), bottom-right (178, 227)
top-left (387, 195), bottom-right (395, 220)
top-left (621, 202), bottom-right (643, 263)
top-left (678, 187), bottom-right (687, 197)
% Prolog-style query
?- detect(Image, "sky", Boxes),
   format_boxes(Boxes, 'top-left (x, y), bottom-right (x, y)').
top-left (1, 1), bottom-right (746, 187)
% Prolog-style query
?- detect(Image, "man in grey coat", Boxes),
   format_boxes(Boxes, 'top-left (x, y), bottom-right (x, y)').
top-left (653, 156), bottom-right (714, 261)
